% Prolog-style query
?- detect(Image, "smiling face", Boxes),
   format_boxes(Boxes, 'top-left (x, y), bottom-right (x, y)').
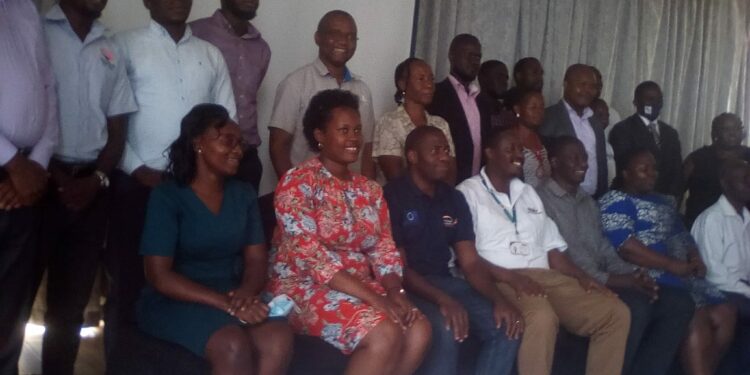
top-left (622, 151), bottom-right (658, 194)
top-left (314, 106), bottom-right (363, 167)
top-left (194, 121), bottom-right (244, 177)
top-left (514, 91), bottom-right (545, 130)
top-left (315, 13), bottom-right (357, 69)
top-left (400, 60), bottom-right (435, 107)
top-left (563, 65), bottom-right (597, 112)
top-left (551, 140), bottom-right (588, 188)
top-left (485, 130), bottom-right (524, 180)
top-left (712, 115), bottom-right (744, 149)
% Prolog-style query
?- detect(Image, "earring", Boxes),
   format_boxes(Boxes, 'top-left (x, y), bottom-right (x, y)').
top-left (516, 113), bottom-right (520, 118)
top-left (197, 148), bottom-right (203, 154)
top-left (318, 142), bottom-right (323, 150)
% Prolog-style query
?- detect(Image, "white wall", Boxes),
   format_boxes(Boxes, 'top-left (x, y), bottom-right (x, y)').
top-left (42, 0), bottom-right (416, 195)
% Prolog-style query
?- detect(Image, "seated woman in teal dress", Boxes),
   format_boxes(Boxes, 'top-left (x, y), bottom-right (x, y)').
top-left (138, 104), bottom-right (293, 375)
top-left (600, 148), bottom-right (737, 375)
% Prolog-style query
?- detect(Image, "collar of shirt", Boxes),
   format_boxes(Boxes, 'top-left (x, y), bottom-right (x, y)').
top-left (312, 58), bottom-right (354, 83)
top-left (148, 19), bottom-right (193, 45)
top-left (45, 4), bottom-right (107, 45)
top-left (639, 114), bottom-right (660, 133)
top-left (479, 167), bottom-right (527, 207)
top-left (399, 173), bottom-right (450, 202)
top-left (718, 194), bottom-right (750, 225)
top-left (448, 74), bottom-right (479, 98)
top-left (544, 178), bottom-right (587, 202)
top-left (210, 9), bottom-right (262, 40)
top-left (562, 99), bottom-right (593, 121)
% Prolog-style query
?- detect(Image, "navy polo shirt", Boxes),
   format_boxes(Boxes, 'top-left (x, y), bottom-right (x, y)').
top-left (384, 174), bottom-right (475, 277)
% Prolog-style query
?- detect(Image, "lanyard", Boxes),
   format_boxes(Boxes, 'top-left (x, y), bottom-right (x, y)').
top-left (479, 175), bottom-right (519, 236)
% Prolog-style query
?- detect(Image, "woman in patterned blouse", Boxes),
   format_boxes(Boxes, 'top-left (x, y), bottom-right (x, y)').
top-left (268, 89), bottom-right (432, 374)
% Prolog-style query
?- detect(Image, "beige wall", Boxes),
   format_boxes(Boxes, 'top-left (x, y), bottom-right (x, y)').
top-left (40, 0), bottom-right (416, 194)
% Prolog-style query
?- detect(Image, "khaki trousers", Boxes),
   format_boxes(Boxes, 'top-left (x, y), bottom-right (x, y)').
top-left (496, 269), bottom-right (630, 375)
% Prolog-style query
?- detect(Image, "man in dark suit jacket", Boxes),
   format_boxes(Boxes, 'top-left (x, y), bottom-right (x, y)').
top-left (539, 64), bottom-right (608, 197)
top-left (609, 81), bottom-right (683, 199)
top-left (428, 34), bottom-right (491, 184)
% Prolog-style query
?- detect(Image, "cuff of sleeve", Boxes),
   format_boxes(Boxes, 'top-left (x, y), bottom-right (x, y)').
top-left (0, 139), bottom-right (18, 166)
top-left (594, 272), bottom-right (610, 286)
top-left (29, 144), bottom-right (54, 168)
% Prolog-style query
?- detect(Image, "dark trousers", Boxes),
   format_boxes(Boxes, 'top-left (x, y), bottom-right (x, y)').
top-left (37, 178), bottom-right (109, 375)
top-left (410, 275), bottom-right (520, 375)
top-left (0, 207), bottom-right (39, 375)
top-left (616, 285), bottom-right (695, 375)
top-left (725, 292), bottom-right (750, 371)
top-left (235, 146), bottom-right (262, 193)
top-left (103, 170), bottom-right (149, 360)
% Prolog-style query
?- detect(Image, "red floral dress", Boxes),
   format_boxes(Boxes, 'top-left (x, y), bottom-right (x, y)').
top-left (267, 158), bottom-right (403, 354)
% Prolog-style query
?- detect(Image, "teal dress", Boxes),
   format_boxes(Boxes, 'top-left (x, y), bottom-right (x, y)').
top-left (137, 179), bottom-right (264, 356)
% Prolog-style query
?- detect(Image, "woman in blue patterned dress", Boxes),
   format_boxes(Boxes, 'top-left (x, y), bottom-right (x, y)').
top-left (600, 149), bottom-right (736, 375)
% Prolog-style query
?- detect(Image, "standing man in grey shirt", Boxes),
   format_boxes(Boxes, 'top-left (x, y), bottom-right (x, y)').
top-left (268, 10), bottom-right (376, 179)
top-left (537, 136), bottom-right (695, 375)
top-left (0, 0), bottom-right (59, 373)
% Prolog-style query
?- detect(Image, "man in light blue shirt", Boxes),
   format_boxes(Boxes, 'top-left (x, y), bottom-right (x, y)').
top-left (106, 0), bottom-right (235, 358)
top-left (40, 0), bottom-right (137, 373)
top-left (0, 0), bottom-right (59, 373)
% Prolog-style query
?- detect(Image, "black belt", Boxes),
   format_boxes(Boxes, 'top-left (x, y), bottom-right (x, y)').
top-left (50, 158), bottom-right (97, 178)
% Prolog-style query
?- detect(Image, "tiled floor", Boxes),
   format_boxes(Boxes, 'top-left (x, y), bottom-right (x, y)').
top-left (19, 324), bottom-right (105, 375)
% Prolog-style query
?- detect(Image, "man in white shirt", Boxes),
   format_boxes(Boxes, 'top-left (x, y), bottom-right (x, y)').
top-left (268, 10), bottom-right (375, 179)
top-left (692, 158), bottom-right (750, 369)
top-left (456, 126), bottom-right (630, 375)
top-left (106, 0), bottom-right (235, 357)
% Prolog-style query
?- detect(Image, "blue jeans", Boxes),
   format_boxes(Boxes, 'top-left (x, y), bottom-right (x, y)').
top-left (410, 275), bottom-right (520, 375)
top-left (615, 285), bottom-right (695, 375)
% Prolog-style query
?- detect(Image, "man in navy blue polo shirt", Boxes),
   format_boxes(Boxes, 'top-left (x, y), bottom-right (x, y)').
top-left (384, 126), bottom-right (521, 375)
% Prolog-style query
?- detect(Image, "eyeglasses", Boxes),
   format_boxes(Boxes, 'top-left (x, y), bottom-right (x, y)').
top-left (215, 133), bottom-right (247, 150)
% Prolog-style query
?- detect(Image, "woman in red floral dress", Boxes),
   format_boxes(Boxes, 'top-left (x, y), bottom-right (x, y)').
top-left (268, 89), bottom-right (432, 375)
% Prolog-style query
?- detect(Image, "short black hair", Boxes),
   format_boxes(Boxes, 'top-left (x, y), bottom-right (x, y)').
top-left (302, 89), bottom-right (360, 152)
top-left (514, 88), bottom-right (543, 108)
top-left (611, 148), bottom-right (654, 190)
top-left (483, 125), bottom-right (517, 151)
top-left (513, 57), bottom-right (540, 77)
top-left (479, 59), bottom-right (506, 77)
top-left (719, 158), bottom-right (749, 183)
top-left (404, 126), bottom-right (444, 155)
top-left (634, 81), bottom-right (661, 100)
top-left (711, 112), bottom-right (742, 134)
top-left (393, 57), bottom-right (424, 104)
top-left (316, 10), bottom-right (354, 33)
top-left (449, 34), bottom-right (480, 55)
top-left (546, 136), bottom-right (583, 161)
top-left (563, 63), bottom-right (592, 82)
top-left (166, 104), bottom-right (231, 185)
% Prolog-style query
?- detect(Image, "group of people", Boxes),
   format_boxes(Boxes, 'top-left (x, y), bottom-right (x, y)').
top-left (1, 1), bottom-right (749, 375)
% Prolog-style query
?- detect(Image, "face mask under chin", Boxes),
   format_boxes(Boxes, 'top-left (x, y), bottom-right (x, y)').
top-left (639, 105), bottom-right (662, 121)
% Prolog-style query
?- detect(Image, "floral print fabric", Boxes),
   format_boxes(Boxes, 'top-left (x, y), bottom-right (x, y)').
top-left (268, 157), bottom-right (403, 353)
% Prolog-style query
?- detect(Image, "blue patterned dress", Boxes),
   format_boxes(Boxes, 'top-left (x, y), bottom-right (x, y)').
top-left (599, 190), bottom-right (725, 306)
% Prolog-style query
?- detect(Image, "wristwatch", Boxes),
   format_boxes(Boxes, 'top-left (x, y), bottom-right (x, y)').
top-left (94, 170), bottom-right (110, 188)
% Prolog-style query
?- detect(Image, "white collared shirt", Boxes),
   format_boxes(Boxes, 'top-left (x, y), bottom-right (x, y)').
top-left (639, 115), bottom-right (660, 135)
top-left (563, 100), bottom-right (597, 195)
top-left (115, 21), bottom-right (236, 174)
top-left (692, 195), bottom-right (750, 297)
top-left (456, 168), bottom-right (568, 269)
top-left (45, 5), bottom-right (137, 163)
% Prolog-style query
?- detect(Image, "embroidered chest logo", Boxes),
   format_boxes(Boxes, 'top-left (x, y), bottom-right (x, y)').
top-left (442, 215), bottom-right (458, 228)
top-left (405, 210), bottom-right (420, 224)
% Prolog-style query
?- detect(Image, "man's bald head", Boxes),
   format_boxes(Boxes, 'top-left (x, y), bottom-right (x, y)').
top-left (317, 10), bottom-right (354, 32)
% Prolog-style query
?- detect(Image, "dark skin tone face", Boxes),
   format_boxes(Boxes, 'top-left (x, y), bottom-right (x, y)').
top-left (712, 117), bottom-right (744, 149)
top-left (479, 63), bottom-right (509, 99)
top-left (143, 0), bottom-right (192, 26)
top-left (407, 131), bottom-right (452, 183)
top-left (485, 132), bottom-right (525, 181)
top-left (591, 100), bottom-right (610, 129)
top-left (449, 41), bottom-right (482, 84)
top-left (513, 92), bottom-right (545, 130)
top-left (221, 0), bottom-right (258, 21)
top-left (634, 86), bottom-right (663, 119)
top-left (398, 60), bottom-right (435, 108)
top-left (515, 59), bottom-right (544, 91)
top-left (550, 141), bottom-right (588, 193)
top-left (563, 66), bottom-right (597, 115)
top-left (194, 121), bottom-right (245, 178)
top-left (315, 14), bottom-right (357, 69)
top-left (722, 162), bottom-right (750, 209)
top-left (314, 107), bottom-right (363, 177)
top-left (61, 0), bottom-right (107, 19)
top-left (622, 151), bottom-right (658, 195)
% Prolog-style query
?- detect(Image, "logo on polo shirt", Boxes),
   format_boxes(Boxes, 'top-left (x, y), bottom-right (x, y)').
top-left (405, 210), bottom-right (419, 224)
top-left (442, 215), bottom-right (458, 228)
